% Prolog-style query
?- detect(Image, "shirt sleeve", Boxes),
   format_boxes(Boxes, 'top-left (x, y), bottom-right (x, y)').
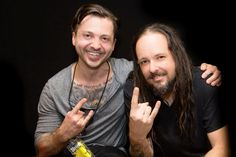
top-left (192, 67), bottom-right (226, 133)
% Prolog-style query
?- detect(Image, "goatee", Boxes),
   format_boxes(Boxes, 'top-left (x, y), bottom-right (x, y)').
top-left (152, 78), bottom-right (176, 97)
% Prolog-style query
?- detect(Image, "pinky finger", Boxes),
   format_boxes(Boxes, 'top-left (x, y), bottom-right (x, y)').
top-left (211, 78), bottom-right (222, 87)
top-left (149, 101), bottom-right (161, 120)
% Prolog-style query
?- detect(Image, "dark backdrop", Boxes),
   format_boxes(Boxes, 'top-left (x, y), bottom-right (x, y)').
top-left (1, 0), bottom-right (234, 156)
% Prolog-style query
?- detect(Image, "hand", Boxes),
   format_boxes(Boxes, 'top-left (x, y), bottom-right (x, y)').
top-left (59, 98), bottom-right (94, 141)
top-left (129, 87), bottom-right (161, 141)
top-left (200, 63), bottom-right (221, 86)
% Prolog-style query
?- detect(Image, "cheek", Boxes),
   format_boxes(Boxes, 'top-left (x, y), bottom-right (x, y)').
top-left (140, 66), bottom-right (149, 78)
top-left (103, 42), bottom-right (115, 52)
top-left (166, 65), bottom-right (176, 80)
top-left (74, 39), bottom-right (90, 49)
top-left (169, 69), bottom-right (176, 80)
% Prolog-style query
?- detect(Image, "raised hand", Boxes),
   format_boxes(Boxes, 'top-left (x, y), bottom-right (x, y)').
top-left (59, 98), bottom-right (94, 141)
top-left (129, 87), bottom-right (161, 141)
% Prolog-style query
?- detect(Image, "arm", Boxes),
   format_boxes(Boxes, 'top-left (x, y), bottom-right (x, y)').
top-left (129, 137), bottom-right (154, 157)
top-left (129, 87), bottom-right (161, 157)
top-left (205, 126), bottom-right (231, 157)
top-left (200, 63), bottom-right (221, 86)
top-left (35, 98), bottom-right (94, 157)
top-left (35, 129), bottom-right (69, 157)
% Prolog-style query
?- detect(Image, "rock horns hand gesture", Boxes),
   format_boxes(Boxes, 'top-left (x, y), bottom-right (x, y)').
top-left (129, 87), bottom-right (161, 141)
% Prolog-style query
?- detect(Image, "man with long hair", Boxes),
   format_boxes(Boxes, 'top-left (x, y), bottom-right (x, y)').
top-left (125, 23), bottom-right (230, 157)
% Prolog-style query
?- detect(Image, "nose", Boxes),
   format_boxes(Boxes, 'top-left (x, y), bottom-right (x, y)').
top-left (90, 38), bottom-right (101, 50)
top-left (149, 60), bottom-right (158, 73)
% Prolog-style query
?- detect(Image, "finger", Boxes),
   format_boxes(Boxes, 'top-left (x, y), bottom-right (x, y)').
top-left (131, 87), bottom-right (139, 109)
top-left (138, 102), bottom-right (150, 117)
top-left (201, 64), bottom-right (216, 79)
top-left (149, 101), bottom-right (161, 120)
top-left (200, 63), bottom-right (207, 71)
top-left (206, 70), bottom-right (221, 85)
top-left (211, 78), bottom-right (222, 87)
top-left (72, 98), bottom-right (87, 114)
top-left (201, 70), bottom-right (212, 79)
top-left (82, 110), bottom-right (94, 126)
top-left (144, 106), bottom-right (152, 116)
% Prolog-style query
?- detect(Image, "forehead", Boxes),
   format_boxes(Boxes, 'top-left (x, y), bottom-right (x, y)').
top-left (77, 15), bottom-right (114, 37)
top-left (136, 32), bottom-right (169, 54)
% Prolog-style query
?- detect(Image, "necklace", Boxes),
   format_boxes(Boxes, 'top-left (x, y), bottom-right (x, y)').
top-left (68, 61), bottom-right (110, 111)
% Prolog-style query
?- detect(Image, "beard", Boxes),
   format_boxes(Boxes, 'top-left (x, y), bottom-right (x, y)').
top-left (151, 77), bottom-right (176, 97)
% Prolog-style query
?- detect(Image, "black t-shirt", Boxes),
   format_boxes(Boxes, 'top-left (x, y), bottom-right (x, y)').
top-left (124, 67), bottom-right (226, 157)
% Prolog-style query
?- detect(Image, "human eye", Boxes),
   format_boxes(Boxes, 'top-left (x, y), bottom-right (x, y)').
top-left (101, 36), bottom-right (111, 43)
top-left (156, 55), bottom-right (166, 60)
top-left (83, 33), bottom-right (92, 39)
top-left (138, 59), bottom-right (149, 65)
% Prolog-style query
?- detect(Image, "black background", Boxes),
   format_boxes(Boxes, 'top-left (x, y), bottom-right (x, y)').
top-left (1, 0), bottom-right (234, 156)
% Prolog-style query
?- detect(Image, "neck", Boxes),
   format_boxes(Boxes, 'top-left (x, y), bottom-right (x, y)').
top-left (73, 60), bottom-right (111, 86)
top-left (162, 91), bottom-right (174, 106)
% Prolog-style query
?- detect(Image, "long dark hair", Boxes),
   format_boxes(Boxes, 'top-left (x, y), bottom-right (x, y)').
top-left (132, 23), bottom-right (195, 139)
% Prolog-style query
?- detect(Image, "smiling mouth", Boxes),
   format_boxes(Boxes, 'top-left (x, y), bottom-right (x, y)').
top-left (88, 52), bottom-right (101, 56)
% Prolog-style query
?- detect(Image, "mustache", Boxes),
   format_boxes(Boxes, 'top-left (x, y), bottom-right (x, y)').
top-left (147, 71), bottom-right (167, 80)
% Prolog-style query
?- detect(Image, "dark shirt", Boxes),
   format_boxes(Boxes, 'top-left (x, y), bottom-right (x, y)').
top-left (124, 67), bottom-right (226, 157)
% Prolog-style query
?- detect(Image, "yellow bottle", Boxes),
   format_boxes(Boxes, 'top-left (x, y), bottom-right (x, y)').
top-left (67, 140), bottom-right (94, 157)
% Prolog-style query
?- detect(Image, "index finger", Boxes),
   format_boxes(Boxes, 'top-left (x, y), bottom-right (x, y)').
top-left (131, 87), bottom-right (139, 109)
top-left (71, 98), bottom-right (87, 114)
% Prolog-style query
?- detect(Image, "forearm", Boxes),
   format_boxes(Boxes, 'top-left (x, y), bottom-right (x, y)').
top-left (129, 137), bottom-right (153, 157)
top-left (205, 126), bottom-right (231, 157)
top-left (35, 128), bottom-right (69, 157)
top-left (204, 145), bottom-right (231, 157)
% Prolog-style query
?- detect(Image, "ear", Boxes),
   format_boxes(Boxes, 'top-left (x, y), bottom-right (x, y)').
top-left (72, 32), bottom-right (76, 46)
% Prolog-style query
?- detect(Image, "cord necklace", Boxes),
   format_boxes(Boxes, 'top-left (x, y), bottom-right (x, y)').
top-left (68, 61), bottom-right (110, 111)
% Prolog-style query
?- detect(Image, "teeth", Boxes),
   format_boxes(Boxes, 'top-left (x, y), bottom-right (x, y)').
top-left (88, 52), bottom-right (100, 56)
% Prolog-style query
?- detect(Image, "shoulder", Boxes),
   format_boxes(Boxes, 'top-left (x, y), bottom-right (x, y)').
top-left (109, 57), bottom-right (133, 70)
top-left (44, 64), bottom-right (73, 90)
top-left (192, 66), bottom-right (221, 112)
top-left (192, 66), bottom-right (219, 96)
top-left (124, 72), bottom-right (135, 99)
top-left (192, 66), bottom-right (226, 131)
top-left (109, 58), bottom-right (133, 82)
